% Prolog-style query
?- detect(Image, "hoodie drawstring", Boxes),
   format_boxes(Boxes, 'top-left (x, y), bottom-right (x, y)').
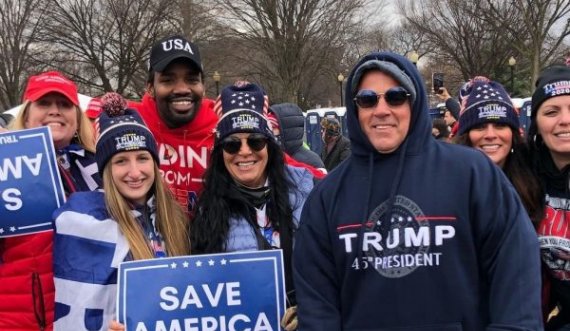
top-left (355, 153), bottom-right (375, 269)
top-left (378, 141), bottom-right (409, 241)
top-left (356, 140), bottom-right (409, 271)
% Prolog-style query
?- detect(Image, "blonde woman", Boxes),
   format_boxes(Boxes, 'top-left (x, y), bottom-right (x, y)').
top-left (52, 94), bottom-right (189, 331)
top-left (0, 71), bottom-right (101, 331)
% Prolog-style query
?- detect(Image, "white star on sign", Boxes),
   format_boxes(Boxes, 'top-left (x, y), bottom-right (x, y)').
top-left (183, 261), bottom-right (189, 268)
top-left (0, 228), bottom-right (4, 234)
top-left (221, 259), bottom-right (227, 265)
top-left (231, 100), bottom-right (236, 104)
top-left (208, 259), bottom-right (215, 266)
top-left (196, 260), bottom-right (203, 267)
top-left (239, 102), bottom-right (244, 106)
top-left (10, 226), bottom-right (16, 232)
top-left (170, 262), bottom-right (177, 269)
top-left (251, 97), bottom-right (256, 101)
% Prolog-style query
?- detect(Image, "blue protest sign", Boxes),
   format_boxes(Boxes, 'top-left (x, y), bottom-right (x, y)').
top-left (118, 250), bottom-right (286, 331)
top-left (0, 127), bottom-right (65, 237)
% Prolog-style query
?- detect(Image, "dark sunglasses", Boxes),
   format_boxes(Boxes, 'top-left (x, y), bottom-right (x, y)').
top-left (354, 87), bottom-right (410, 108)
top-left (220, 134), bottom-right (268, 154)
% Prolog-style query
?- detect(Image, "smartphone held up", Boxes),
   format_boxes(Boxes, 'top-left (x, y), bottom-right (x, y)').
top-left (432, 73), bottom-right (444, 94)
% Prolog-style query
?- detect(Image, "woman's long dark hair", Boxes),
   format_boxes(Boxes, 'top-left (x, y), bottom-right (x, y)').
top-left (191, 137), bottom-right (300, 253)
top-left (455, 130), bottom-right (545, 223)
top-left (191, 137), bottom-right (302, 303)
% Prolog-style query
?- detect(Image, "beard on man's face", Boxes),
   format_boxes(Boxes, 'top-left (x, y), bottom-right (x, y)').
top-left (156, 91), bottom-right (203, 129)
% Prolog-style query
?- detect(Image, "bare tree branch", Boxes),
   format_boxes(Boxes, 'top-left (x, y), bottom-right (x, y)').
top-left (0, 0), bottom-right (47, 108)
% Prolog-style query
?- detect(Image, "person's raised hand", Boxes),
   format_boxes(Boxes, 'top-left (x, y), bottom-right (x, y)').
top-left (436, 87), bottom-right (451, 101)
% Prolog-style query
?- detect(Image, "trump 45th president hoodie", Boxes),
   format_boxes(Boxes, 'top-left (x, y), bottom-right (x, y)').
top-left (293, 51), bottom-right (542, 331)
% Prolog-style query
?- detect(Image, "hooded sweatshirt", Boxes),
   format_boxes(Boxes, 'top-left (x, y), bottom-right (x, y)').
top-left (130, 94), bottom-right (218, 212)
top-left (293, 52), bottom-right (542, 331)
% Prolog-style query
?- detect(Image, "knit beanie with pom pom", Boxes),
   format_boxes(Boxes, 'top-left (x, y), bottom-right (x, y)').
top-left (95, 92), bottom-right (158, 170)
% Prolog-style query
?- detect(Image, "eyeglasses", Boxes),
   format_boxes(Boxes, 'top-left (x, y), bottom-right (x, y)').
top-left (354, 87), bottom-right (410, 108)
top-left (220, 134), bottom-right (268, 154)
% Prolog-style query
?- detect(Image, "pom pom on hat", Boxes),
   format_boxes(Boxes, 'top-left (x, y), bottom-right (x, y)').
top-left (101, 92), bottom-right (128, 117)
top-left (95, 92), bottom-right (158, 170)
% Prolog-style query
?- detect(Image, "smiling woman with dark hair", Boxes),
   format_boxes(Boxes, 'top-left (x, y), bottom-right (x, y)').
top-left (454, 76), bottom-right (544, 224)
top-left (190, 82), bottom-right (313, 331)
top-left (528, 65), bottom-right (570, 330)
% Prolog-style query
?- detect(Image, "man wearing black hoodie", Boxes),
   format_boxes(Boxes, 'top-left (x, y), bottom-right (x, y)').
top-left (293, 51), bottom-right (542, 330)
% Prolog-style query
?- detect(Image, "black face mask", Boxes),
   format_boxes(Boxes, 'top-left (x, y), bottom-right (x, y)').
top-left (235, 183), bottom-right (271, 209)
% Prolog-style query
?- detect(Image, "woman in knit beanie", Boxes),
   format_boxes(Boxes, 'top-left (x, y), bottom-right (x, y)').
top-left (52, 92), bottom-right (189, 331)
top-left (191, 82), bottom-right (314, 331)
top-left (454, 76), bottom-right (544, 223)
top-left (527, 65), bottom-right (570, 331)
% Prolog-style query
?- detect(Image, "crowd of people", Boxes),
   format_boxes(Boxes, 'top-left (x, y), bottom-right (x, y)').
top-left (1, 32), bottom-right (570, 331)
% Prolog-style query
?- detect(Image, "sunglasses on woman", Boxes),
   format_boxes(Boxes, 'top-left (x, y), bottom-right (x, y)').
top-left (354, 87), bottom-right (410, 108)
top-left (220, 134), bottom-right (268, 154)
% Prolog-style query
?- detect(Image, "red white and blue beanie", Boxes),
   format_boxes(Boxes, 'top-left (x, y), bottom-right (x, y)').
top-left (95, 92), bottom-right (158, 170)
top-left (531, 65), bottom-right (570, 118)
top-left (458, 77), bottom-right (518, 136)
top-left (214, 82), bottom-right (274, 141)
